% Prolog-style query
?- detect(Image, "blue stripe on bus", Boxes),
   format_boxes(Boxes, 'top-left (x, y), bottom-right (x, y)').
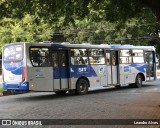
top-left (129, 64), bottom-right (146, 73)
top-left (70, 65), bottom-right (97, 78)
top-left (53, 67), bottom-right (70, 79)
top-left (53, 65), bottom-right (97, 79)
top-left (3, 61), bottom-right (23, 75)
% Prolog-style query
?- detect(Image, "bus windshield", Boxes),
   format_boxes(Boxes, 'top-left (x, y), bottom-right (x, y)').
top-left (3, 44), bottom-right (23, 63)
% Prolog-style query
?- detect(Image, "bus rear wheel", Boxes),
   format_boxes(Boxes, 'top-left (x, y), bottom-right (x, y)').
top-left (76, 79), bottom-right (89, 95)
top-left (135, 74), bottom-right (142, 88)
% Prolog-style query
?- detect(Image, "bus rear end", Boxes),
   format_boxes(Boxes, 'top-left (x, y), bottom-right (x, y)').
top-left (2, 43), bottom-right (28, 91)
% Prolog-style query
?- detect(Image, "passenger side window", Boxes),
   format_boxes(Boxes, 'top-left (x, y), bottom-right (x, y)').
top-left (120, 50), bottom-right (132, 64)
top-left (29, 47), bottom-right (50, 67)
top-left (132, 50), bottom-right (144, 63)
top-left (89, 49), bottom-right (105, 64)
top-left (70, 49), bottom-right (88, 65)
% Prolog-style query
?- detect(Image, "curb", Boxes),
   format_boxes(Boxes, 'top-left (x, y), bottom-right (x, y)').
top-left (0, 91), bottom-right (14, 97)
top-left (0, 90), bottom-right (29, 97)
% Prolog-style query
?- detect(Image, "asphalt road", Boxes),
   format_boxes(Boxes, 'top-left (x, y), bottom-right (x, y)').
top-left (0, 80), bottom-right (160, 128)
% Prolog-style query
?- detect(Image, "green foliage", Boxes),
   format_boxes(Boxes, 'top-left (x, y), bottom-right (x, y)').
top-left (0, 86), bottom-right (3, 92)
top-left (55, 11), bottom-right (159, 47)
top-left (0, 0), bottom-right (160, 52)
top-left (0, 14), bottom-right (53, 52)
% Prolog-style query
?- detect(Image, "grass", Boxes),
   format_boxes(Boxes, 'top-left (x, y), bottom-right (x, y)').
top-left (0, 86), bottom-right (3, 93)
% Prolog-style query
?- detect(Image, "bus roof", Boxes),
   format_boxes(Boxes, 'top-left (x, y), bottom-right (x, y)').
top-left (4, 42), bottom-right (156, 51)
top-left (37, 42), bottom-right (156, 51)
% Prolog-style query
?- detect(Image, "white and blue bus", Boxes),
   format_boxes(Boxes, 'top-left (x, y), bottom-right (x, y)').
top-left (2, 42), bottom-right (157, 94)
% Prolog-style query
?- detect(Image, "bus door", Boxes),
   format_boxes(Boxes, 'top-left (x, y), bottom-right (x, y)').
top-left (106, 51), bottom-right (118, 84)
top-left (145, 51), bottom-right (156, 81)
top-left (52, 50), bottom-right (69, 90)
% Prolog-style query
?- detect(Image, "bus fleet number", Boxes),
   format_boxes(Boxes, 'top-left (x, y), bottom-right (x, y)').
top-left (78, 68), bottom-right (87, 72)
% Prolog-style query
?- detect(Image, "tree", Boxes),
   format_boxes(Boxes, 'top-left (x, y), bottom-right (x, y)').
top-left (0, 14), bottom-right (53, 52)
top-left (142, 0), bottom-right (160, 21)
top-left (0, 0), bottom-right (160, 22)
top-left (0, 0), bottom-right (160, 48)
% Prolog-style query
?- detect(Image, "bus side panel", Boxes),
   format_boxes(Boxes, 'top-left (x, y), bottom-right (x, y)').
top-left (90, 65), bottom-right (107, 86)
top-left (129, 64), bottom-right (146, 82)
top-left (119, 64), bottom-right (146, 85)
top-left (119, 64), bottom-right (135, 84)
top-left (27, 67), bottom-right (53, 91)
top-left (25, 43), bottom-right (53, 91)
top-left (70, 65), bottom-right (107, 89)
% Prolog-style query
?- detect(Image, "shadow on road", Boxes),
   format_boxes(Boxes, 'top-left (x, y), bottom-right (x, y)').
top-left (14, 83), bottom-right (157, 101)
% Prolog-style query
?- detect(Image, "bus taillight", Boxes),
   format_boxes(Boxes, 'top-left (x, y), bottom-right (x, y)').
top-left (22, 67), bottom-right (26, 82)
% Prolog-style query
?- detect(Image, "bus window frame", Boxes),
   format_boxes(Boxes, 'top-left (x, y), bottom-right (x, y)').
top-left (29, 46), bottom-right (51, 67)
top-left (88, 48), bottom-right (105, 65)
top-left (132, 49), bottom-right (144, 64)
top-left (119, 49), bottom-right (133, 64)
top-left (70, 48), bottom-right (89, 65)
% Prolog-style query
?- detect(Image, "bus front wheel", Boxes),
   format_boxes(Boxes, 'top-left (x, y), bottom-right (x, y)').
top-left (76, 79), bottom-right (89, 95)
top-left (135, 74), bottom-right (142, 88)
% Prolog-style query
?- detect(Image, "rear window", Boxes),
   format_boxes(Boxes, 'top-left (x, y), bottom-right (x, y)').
top-left (3, 44), bottom-right (23, 63)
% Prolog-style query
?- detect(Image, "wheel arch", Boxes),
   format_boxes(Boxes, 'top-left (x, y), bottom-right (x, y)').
top-left (76, 76), bottom-right (90, 87)
top-left (137, 73), bottom-right (145, 81)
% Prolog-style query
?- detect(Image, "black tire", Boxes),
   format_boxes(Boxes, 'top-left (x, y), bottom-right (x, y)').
top-left (135, 74), bottom-right (142, 88)
top-left (115, 85), bottom-right (121, 88)
top-left (129, 83), bottom-right (135, 87)
top-left (68, 90), bottom-right (76, 95)
top-left (55, 91), bottom-right (67, 95)
top-left (76, 79), bottom-right (89, 95)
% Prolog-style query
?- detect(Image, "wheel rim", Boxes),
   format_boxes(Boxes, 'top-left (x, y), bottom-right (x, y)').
top-left (137, 77), bottom-right (142, 86)
top-left (76, 79), bottom-right (88, 94)
top-left (80, 81), bottom-right (87, 92)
